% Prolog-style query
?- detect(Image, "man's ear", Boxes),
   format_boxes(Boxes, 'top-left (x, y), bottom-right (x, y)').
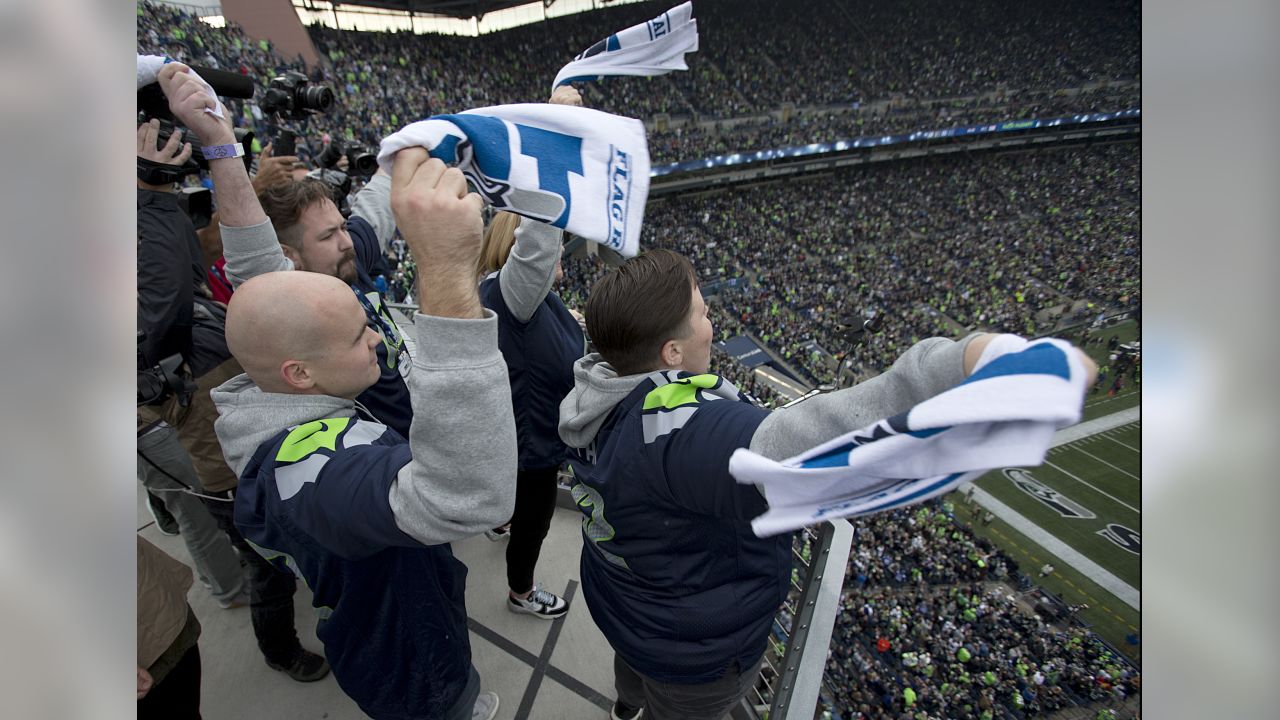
top-left (659, 337), bottom-right (683, 369)
top-left (279, 359), bottom-right (315, 391)
top-left (280, 244), bottom-right (302, 267)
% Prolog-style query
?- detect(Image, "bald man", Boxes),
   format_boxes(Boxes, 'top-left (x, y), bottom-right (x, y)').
top-left (209, 148), bottom-right (516, 720)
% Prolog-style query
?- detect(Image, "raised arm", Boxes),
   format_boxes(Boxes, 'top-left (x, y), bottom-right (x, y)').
top-left (350, 169), bottom-right (395, 253)
top-left (157, 63), bottom-right (289, 287)
top-left (384, 149), bottom-right (517, 543)
top-left (495, 83), bottom-right (582, 321)
top-left (749, 334), bottom-right (986, 461)
top-left (498, 219), bottom-right (563, 322)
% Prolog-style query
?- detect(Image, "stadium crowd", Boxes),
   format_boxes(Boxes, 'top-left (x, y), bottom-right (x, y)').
top-left (138, 0), bottom-right (1140, 165)
top-left (763, 506), bottom-right (1139, 720)
top-left (559, 143), bottom-right (1140, 390)
top-left (136, 1), bottom-right (1139, 718)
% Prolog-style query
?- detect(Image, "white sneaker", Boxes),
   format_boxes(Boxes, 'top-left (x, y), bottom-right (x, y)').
top-left (471, 691), bottom-right (499, 720)
top-left (508, 583), bottom-right (569, 619)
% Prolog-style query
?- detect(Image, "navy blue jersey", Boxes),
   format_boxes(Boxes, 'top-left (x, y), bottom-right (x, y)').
top-left (567, 372), bottom-right (793, 683)
top-left (234, 416), bottom-right (471, 720)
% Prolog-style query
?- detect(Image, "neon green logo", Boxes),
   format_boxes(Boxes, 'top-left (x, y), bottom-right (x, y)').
top-left (276, 418), bottom-right (351, 463)
top-left (643, 374), bottom-right (719, 411)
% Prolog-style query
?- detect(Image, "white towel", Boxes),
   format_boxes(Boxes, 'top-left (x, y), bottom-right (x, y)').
top-left (136, 54), bottom-right (225, 119)
top-left (552, 2), bottom-right (699, 92)
top-left (377, 104), bottom-right (650, 257)
top-left (730, 336), bottom-right (1089, 537)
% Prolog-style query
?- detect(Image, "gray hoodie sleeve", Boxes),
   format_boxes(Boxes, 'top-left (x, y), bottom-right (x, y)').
top-left (349, 173), bottom-right (395, 253)
top-left (498, 219), bottom-right (562, 323)
top-left (388, 309), bottom-right (518, 545)
top-left (220, 218), bottom-right (294, 289)
top-left (748, 334), bottom-right (981, 461)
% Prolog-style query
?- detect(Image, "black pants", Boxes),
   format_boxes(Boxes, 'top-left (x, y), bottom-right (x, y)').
top-left (202, 490), bottom-right (302, 664)
top-left (506, 466), bottom-right (560, 594)
top-left (138, 644), bottom-right (201, 720)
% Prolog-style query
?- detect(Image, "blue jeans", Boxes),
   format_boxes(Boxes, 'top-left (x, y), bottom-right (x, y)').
top-left (137, 423), bottom-right (245, 604)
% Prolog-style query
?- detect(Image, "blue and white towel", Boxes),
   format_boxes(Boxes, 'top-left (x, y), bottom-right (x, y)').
top-left (552, 2), bottom-right (698, 92)
top-left (378, 104), bottom-right (650, 257)
top-left (729, 336), bottom-right (1090, 537)
top-left (136, 54), bottom-right (225, 119)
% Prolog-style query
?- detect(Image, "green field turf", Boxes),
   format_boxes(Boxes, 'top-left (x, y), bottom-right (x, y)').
top-left (1077, 320), bottom-right (1141, 421)
top-left (974, 422), bottom-right (1141, 588)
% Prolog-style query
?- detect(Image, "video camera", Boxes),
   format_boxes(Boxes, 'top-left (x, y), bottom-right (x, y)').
top-left (137, 64), bottom-right (257, 183)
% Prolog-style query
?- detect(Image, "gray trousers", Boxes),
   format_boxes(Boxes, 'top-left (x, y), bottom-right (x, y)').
top-left (138, 422), bottom-right (245, 604)
top-left (614, 653), bottom-right (764, 720)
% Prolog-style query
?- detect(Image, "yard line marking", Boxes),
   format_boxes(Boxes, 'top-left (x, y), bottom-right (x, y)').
top-left (1075, 446), bottom-right (1140, 481)
top-left (1101, 433), bottom-right (1139, 453)
top-left (1043, 459), bottom-right (1140, 514)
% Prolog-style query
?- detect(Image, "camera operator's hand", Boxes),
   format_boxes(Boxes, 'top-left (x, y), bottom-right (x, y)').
top-left (137, 118), bottom-right (192, 167)
top-left (549, 85), bottom-right (583, 107)
top-left (390, 149), bottom-right (484, 319)
top-left (157, 63), bottom-right (234, 147)
top-left (251, 143), bottom-right (299, 194)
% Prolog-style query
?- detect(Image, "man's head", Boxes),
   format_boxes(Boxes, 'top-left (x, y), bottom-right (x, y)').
top-left (259, 180), bottom-right (357, 284)
top-left (586, 249), bottom-right (711, 376)
top-left (226, 271), bottom-right (382, 399)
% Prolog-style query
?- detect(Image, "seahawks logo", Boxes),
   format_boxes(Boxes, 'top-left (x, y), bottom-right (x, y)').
top-left (1097, 523), bottom-right (1141, 555)
top-left (1004, 468), bottom-right (1096, 519)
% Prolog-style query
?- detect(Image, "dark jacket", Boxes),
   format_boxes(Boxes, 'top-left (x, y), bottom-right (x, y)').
top-left (137, 187), bottom-right (230, 376)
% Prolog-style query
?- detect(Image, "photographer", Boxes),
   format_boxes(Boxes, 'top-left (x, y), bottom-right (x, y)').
top-left (136, 110), bottom-right (329, 683)
top-left (137, 118), bottom-right (246, 609)
top-left (160, 63), bottom-right (415, 439)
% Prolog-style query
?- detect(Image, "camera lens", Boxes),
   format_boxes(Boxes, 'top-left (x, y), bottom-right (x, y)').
top-left (350, 152), bottom-right (378, 177)
top-left (300, 85), bottom-right (334, 113)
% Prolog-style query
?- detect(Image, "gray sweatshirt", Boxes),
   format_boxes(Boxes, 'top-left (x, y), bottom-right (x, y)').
top-left (560, 334), bottom-right (978, 461)
top-left (211, 308), bottom-right (518, 545)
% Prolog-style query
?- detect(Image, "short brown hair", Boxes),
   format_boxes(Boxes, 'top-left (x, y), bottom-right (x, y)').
top-left (586, 248), bottom-right (697, 375)
top-left (477, 211), bottom-right (521, 277)
top-left (258, 180), bottom-right (334, 250)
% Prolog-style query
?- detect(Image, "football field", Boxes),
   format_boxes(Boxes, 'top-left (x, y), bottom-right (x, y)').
top-left (952, 411), bottom-right (1141, 662)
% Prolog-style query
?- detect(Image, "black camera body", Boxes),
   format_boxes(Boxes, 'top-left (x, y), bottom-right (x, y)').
top-left (137, 331), bottom-right (196, 408)
top-left (261, 71), bottom-right (334, 121)
top-left (317, 140), bottom-right (378, 178)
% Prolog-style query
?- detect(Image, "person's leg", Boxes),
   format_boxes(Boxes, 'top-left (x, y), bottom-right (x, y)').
top-left (613, 654), bottom-right (648, 718)
top-left (636, 655), bottom-right (765, 720)
top-left (200, 491), bottom-right (308, 665)
top-left (505, 466), bottom-right (568, 618)
top-left (137, 426), bottom-right (246, 605)
top-left (138, 644), bottom-right (202, 720)
top-left (505, 465), bottom-right (560, 594)
top-left (440, 664), bottom-right (484, 720)
top-left (145, 489), bottom-right (180, 535)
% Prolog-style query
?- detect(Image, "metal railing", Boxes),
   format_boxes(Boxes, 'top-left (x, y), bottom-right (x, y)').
top-left (736, 520), bottom-right (853, 720)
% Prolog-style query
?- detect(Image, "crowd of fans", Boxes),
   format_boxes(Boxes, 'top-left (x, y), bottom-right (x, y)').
top-left (767, 504), bottom-right (1140, 719)
top-left (556, 143), bottom-right (1141, 389)
top-left (139, 0), bottom-right (1139, 165)
top-left (824, 583), bottom-right (1139, 719)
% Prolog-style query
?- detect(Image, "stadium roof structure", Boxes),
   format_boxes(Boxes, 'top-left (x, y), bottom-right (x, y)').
top-left (316, 0), bottom-right (625, 20)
